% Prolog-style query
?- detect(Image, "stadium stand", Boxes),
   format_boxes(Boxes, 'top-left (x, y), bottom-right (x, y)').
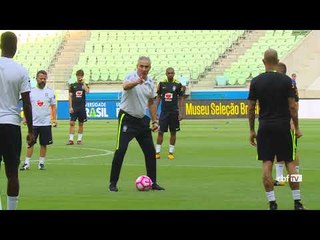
top-left (9, 31), bottom-right (65, 79)
top-left (71, 30), bottom-right (246, 85)
top-left (2, 30), bottom-right (318, 98)
top-left (198, 30), bottom-right (310, 88)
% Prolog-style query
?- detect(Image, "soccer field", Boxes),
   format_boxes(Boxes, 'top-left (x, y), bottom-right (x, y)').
top-left (1, 119), bottom-right (319, 210)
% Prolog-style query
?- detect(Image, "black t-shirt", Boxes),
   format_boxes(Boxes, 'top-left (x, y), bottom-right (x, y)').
top-left (69, 82), bottom-right (88, 109)
top-left (248, 71), bottom-right (295, 124)
top-left (157, 79), bottom-right (184, 112)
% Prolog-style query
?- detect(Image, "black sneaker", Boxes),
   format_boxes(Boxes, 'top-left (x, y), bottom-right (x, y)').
top-left (294, 200), bottom-right (306, 210)
top-left (269, 201), bottom-right (278, 210)
top-left (151, 183), bottom-right (165, 191)
top-left (109, 184), bottom-right (118, 192)
top-left (38, 163), bottom-right (45, 170)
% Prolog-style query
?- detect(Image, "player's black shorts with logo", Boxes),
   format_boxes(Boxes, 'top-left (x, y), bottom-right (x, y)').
top-left (257, 122), bottom-right (296, 162)
top-left (0, 124), bottom-right (21, 167)
top-left (33, 126), bottom-right (53, 146)
top-left (70, 108), bottom-right (87, 122)
top-left (159, 111), bottom-right (180, 132)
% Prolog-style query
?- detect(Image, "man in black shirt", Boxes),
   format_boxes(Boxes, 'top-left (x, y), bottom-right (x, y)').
top-left (155, 67), bottom-right (185, 160)
top-left (67, 69), bottom-right (89, 145)
top-left (247, 49), bottom-right (305, 210)
top-left (273, 62), bottom-right (301, 186)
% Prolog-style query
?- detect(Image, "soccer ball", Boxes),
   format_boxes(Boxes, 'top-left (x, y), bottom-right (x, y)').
top-left (135, 175), bottom-right (153, 191)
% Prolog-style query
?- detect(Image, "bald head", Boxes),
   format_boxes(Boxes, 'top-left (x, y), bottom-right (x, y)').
top-left (277, 62), bottom-right (287, 74)
top-left (166, 67), bottom-right (175, 81)
top-left (0, 31), bottom-right (17, 58)
top-left (263, 48), bottom-right (279, 66)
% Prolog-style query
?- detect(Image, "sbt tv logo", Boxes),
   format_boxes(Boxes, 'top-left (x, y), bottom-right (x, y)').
top-left (276, 174), bottom-right (302, 182)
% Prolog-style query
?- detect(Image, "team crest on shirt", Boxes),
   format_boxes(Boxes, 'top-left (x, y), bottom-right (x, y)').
top-left (164, 93), bottom-right (173, 101)
top-left (76, 91), bottom-right (83, 98)
top-left (172, 86), bottom-right (176, 91)
top-left (122, 125), bottom-right (128, 132)
top-left (36, 100), bottom-right (44, 107)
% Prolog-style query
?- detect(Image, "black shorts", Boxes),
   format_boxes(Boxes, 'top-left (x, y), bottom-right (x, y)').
top-left (0, 124), bottom-right (21, 167)
top-left (257, 123), bottom-right (296, 162)
top-left (33, 126), bottom-right (53, 146)
top-left (70, 108), bottom-right (87, 122)
top-left (159, 111), bottom-right (180, 133)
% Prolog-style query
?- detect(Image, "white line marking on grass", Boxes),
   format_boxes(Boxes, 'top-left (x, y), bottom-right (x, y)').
top-left (159, 164), bottom-right (320, 171)
top-left (32, 147), bottom-right (320, 171)
top-left (29, 146), bottom-right (114, 163)
top-left (42, 160), bottom-right (320, 171)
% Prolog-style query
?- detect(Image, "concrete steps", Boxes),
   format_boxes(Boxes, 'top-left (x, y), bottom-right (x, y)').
top-left (47, 30), bottom-right (91, 90)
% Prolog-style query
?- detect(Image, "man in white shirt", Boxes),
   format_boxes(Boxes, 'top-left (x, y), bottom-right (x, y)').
top-left (21, 70), bottom-right (56, 171)
top-left (108, 56), bottom-right (164, 192)
top-left (0, 31), bottom-right (34, 210)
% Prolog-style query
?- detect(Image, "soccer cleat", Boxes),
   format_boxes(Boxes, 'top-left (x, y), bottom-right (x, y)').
top-left (77, 140), bottom-right (83, 145)
top-left (294, 200), bottom-right (307, 210)
top-left (38, 163), bottom-right (45, 170)
top-left (66, 140), bottom-right (74, 145)
top-left (156, 153), bottom-right (161, 159)
top-left (168, 153), bottom-right (175, 160)
top-left (269, 201), bottom-right (278, 210)
top-left (151, 183), bottom-right (165, 191)
top-left (20, 163), bottom-right (30, 171)
top-left (109, 184), bottom-right (118, 192)
top-left (274, 180), bottom-right (286, 186)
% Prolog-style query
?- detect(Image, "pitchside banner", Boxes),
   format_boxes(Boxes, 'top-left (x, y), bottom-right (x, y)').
top-left (57, 100), bottom-right (120, 120)
top-left (182, 100), bottom-right (259, 119)
top-left (57, 99), bottom-right (259, 120)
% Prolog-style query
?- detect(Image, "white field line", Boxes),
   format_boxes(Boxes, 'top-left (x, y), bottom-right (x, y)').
top-left (27, 146), bottom-right (320, 171)
top-left (28, 146), bottom-right (113, 162)
top-left (24, 146), bottom-right (320, 171)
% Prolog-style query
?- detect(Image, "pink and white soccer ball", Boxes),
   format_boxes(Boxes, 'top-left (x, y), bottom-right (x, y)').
top-left (135, 175), bottom-right (153, 191)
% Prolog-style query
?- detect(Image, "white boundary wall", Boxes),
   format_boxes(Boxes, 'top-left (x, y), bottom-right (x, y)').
top-left (299, 99), bottom-right (320, 119)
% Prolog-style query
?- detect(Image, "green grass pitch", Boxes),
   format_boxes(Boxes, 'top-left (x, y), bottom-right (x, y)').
top-left (0, 119), bottom-right (319, 210)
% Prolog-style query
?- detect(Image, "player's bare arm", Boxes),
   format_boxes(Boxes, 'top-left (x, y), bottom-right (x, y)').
top-left (68, 92), bottom-right (74, 114)
top-left (82, 83), bottom-right (90, 93)
top-left (178, 94), bottom-right (184, 121)
top-left (21, 91), bottom-right (35, 147)
top-left (248, 100), bottom-right (257, 146)
top-left (288, 97), bottom-right (302, 138)
top-left (123, 77), bottom-right (145, 90)
top-left (51, 104), bottom-right (57, 127)
top-left (148, 98), bottom-right (158, 132)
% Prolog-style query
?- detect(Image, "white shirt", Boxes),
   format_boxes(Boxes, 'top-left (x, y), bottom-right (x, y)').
top-left (30, 86), bottom-right (56, 126)
top-left (0, 57), bottom-right (31, 126)
top-left (120, 71), bottom-right (155, 118)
